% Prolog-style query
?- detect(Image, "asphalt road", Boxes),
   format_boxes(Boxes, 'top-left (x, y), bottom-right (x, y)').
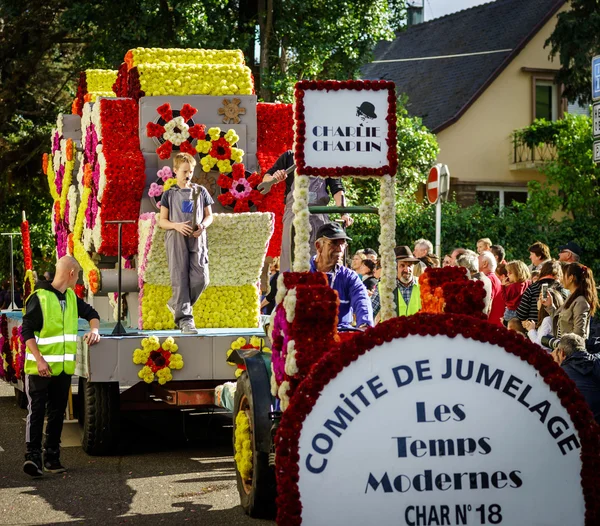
top-left (0, 381), bottom-right (274, 526)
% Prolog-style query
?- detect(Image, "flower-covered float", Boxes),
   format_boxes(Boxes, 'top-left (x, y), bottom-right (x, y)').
top-left (227, 80), bottom-right (600, 526)
top-left (1, 46), bottom-right (299, 455)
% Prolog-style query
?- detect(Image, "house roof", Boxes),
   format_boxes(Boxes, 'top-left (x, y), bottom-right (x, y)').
top-left (361, 0), bottom-right (566, 133)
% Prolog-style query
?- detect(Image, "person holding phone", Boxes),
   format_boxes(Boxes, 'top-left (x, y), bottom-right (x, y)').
top-left (517, 259), bottom-right (567, 323)
top-left (523, 288), bottom-right (564, 349)
top-left (542, 262), bottom-right (598, 338)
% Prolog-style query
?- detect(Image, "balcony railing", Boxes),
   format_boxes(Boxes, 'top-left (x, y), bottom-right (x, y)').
top-left (510, 126), bottom-right (558, 170)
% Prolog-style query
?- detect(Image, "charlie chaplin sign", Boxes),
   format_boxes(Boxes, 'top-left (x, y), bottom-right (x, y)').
top-left (293, 80), bottom-right (398, 177)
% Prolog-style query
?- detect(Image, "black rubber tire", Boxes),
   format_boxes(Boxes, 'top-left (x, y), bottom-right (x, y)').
top-left (233, 372), bottom-right (276, 519)
top-left (80, 378), bottom-right (120, 455)
top-left (14, 387), bottom-right (28, 409)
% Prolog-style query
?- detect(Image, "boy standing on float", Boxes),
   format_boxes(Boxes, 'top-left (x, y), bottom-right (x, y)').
top-left (160, 153), bottom-right (213, 334)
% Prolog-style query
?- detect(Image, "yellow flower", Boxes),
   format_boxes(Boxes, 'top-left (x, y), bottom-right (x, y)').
top-left (234, 410), bottom-right (253, 480)
top-left (139, 366), bottom-right (154, 383)
top-left (208, 127), bottom-right (221, 141)
top-left (216, 160), bottom-right (232, 173)
top-left (195, 140), bottom-right (211, 154)
top-left (163, 178), bottom-right (178, 191)
top-left (230, 148), bottom-right (244, 163)
top-left (224, 129), bottom-right (239, 145)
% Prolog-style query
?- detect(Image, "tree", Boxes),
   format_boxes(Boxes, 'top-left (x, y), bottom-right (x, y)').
top-left (545, 0), bottom-right (600, 105)
top-left (523, 113), bottom-right (600, 221)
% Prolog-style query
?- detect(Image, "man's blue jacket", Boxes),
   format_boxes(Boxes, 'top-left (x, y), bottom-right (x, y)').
top-left (310, 257), bottom-right (374, 329)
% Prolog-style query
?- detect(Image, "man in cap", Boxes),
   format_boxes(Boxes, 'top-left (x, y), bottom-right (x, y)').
top-left (310, 223), bottom-right (373, 329)
top-left (371, 246), bottom-right (422, 321)
top-left (558, 241), bottom-right (582, 263)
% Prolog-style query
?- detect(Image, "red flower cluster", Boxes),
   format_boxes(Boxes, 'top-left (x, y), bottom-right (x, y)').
top-left (112, 63), bottom-right (129, 98)
top-left (74, 284), bottom-right (86, 299)
top-left (146, 103), bottom-right (206, 159)
top-left (10, 326), bottom-right (25, 380)
top-left (96, 99), bottom-right (146, 257)
top-left (71, 72), bottom-right (87, 116)
top-left (146, 349), bottom-right (171, 373)
top-left (217, 163), bottom-right (263, 213)
top-left (293, 80), bottom-right (398, 177)
top-left (275, 312), bottom-right (600, 526)
top-left (420, 267), bottom-right (486, 318)
top-left (256, 103), bottom-right (294, 257)
top-left (21, 219), bottom-right (33, 271)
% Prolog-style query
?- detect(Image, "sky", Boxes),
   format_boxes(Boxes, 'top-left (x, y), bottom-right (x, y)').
top-left (417, 0), bottom-right (491, 20)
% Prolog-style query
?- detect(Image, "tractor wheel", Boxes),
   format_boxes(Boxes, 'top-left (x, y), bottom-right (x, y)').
top-left (80, 378), bottom-right (120, 455)
top-left (233, 371), bottom-right (276, 518)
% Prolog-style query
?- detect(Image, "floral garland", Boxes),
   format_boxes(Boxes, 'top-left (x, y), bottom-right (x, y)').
top-left (269, 272), bottom-right (337, 410)
top-left (146, 102), bottom-right (206, 160)
top-left (126, 63), bottom-right (254, 101)
top-left (378, 175), bottom-right (396, 321)
top-left (293, 79), bottom-right (398, 177)
top-left (255, 103), bottom-right (294, 258)
top-left (217, 163), bottom-right (263, 212)
top-left (21, 213), bottom-right (35, 306)
top-left (291, 174), bottom-right (311, 272)
top-left (274, 312), bottom-right (600, 526)
top-left (420, 266), bottom-right (487, 318)
top-left (196, 127), bottom-right (243, 173)
top-left (10, 326), bottom-right (25, 380)
top-left (133, 336), bottom-right (183, 384)
top-left (226, 336), bottom-right (272, 378)
top-left (234, 409), bottom-right (253, 481)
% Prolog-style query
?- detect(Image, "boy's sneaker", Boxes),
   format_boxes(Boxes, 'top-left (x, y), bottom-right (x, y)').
top-left (43, 448), bottom-right (67, 474)
top-left (180, 320), bottom-right (198, 334)
top-left (23, 452), bottom-right (43, 478)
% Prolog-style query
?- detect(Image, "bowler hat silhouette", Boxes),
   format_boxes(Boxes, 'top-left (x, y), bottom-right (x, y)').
top-left (356, 101), bottom-right (377, 119)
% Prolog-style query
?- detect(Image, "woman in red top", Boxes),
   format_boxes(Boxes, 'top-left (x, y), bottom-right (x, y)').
top-left (502, 260), bottom-right (531, 325)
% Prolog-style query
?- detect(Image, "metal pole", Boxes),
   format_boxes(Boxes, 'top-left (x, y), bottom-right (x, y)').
top-left (435, 198), bottom-right (442, 259)
top-left (1, 232), bottom-right (21, 311)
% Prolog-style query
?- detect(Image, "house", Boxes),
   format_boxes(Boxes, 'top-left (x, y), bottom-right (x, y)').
top-left (361, 0), bottom-right (574, 208)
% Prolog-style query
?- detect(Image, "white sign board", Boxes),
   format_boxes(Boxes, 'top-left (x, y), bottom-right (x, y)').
top-left (295, 334), bottom-right (585, 525)
top-left (294, 81), bottom-right (397, 177)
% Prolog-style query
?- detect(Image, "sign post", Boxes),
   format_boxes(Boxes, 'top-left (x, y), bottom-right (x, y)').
top-left (427, 164), bottom-right (450, 258)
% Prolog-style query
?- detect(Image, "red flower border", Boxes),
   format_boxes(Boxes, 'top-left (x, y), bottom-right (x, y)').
top-left (275, 312), bottom-right (600, 526)
top-left (293, 80), bottom-right (398, 177)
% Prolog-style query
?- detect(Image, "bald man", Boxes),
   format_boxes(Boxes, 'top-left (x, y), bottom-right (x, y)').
top-left (22, 256), bottom-right (100, 478)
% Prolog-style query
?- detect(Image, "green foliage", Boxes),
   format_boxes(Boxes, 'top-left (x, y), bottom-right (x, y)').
top-left (545, 0), bottom-right (600, 106)
top-left (518, 113), bottom-right (600, 221)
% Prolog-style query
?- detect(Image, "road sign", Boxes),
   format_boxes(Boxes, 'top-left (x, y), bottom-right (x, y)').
top-left (427, 165), bottom-right (440, 204)
top-left (594, 141), bottom-right (600, 164)
top-left (593, 56), bottom-right (600, 101)
top-left (594, 103), bottom-right (600, 138)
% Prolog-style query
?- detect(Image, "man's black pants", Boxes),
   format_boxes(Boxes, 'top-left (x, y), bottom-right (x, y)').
top-left (25, 373), bottom-right (71, 453)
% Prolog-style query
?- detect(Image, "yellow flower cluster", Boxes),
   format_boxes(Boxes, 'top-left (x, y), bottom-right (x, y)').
top-left (196, 127), bottom-right (243, 173)
top-left (60, 157), bottom-right (75, 219)
top-left (162, 177), bottom-right (178, 192)
top-left (193, 285), bottom-right (260, 328)
top-left (137, 63), bottom-right (253, 97)
top-left (127, 48), bottom-right (245, 68)
top-left (46, 154), bottom-right (59, 201)
top-left (73, 185), bottom-right (101, 292)
top-left (85, 69), bottom-right (118, 94)
top-left (133, 336), bottom-right (184, 385)
top-left (140, 284), bottom-right (176, 330)
top-left (234, 410), bottom-right (253, 481)
top-left (86, 91), bottom-right (116, 102)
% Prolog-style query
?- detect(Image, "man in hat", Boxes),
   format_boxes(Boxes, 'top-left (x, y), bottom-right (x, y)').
top-left (310, 223), bottom-right (373, 329)
top-left (262, 151), bottom-right (353, 272)
top-left (356, 101), bottom-right (377, 124)
top-left (371, 246), bottom-right (422, 321)
top-left (558, 241), bottom-right (582, 263)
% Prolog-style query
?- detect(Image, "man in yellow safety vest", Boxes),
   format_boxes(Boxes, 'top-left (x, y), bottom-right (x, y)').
top-left (22, 256), bottom-right (100, 478)
top-left (372, 246), bottom-right (421, 321)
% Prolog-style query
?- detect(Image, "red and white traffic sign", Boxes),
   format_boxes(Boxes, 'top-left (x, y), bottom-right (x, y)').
top-left (427, 165), bottom-right (441, 204)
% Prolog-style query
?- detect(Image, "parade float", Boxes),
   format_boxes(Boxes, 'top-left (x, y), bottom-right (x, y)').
top-left (227, 81), bottom-right (600, 525)
top-left (1, 47), bottom-right (293, 454)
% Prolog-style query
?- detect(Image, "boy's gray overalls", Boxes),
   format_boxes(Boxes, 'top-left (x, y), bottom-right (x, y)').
top-left (164, 184), bottom-right (210, 327)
